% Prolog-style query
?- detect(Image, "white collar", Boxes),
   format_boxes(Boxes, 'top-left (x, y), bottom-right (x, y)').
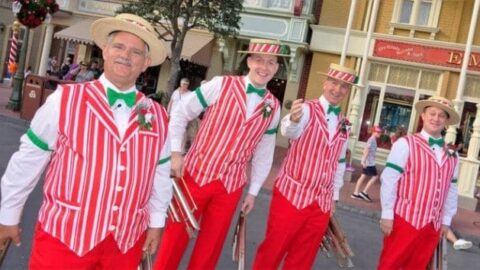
top-left (99, 74), bottom-right (137, 94)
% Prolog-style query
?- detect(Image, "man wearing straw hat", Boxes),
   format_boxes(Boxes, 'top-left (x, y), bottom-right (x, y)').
top-left (155, 39), bottom-right (288, 270)
top-left (377, 96), bottom-right (460, 269)
top-left (0, 14), bottom-right (172, 268)
top-left (253, 63), bottom-right (356, 269)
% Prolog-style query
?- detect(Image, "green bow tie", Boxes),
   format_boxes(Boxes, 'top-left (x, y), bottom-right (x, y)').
top-left (246, 84), bottom-right (266, 97)
top-left (428, 137), bottom-right (445, 147)
top-left (107, 87), bottom-right (136, 108)
top-left (327, 105), bottom-right (341, 116)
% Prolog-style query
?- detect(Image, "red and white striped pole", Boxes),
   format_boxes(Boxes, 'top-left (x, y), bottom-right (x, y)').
top-left (8, 24), bottom-right (19, 66)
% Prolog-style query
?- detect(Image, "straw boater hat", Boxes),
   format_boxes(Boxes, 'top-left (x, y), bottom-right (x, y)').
top-left (238, 39), bottom-right (291, 57)
top-left (318, 63), bottom-right (358, 85)
top-left (414, 96), bottom-right (460, 125)
top-left (90, 13), bottom-right (167, 66)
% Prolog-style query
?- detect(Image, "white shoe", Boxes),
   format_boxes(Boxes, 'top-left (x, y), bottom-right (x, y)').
top-left (453, 239), bottom-right (472, 250)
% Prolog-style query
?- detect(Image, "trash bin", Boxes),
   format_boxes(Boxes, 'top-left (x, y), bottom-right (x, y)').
top-left (20, 75), bottom-right (45, 121)
top-left (41, 78), bottom-right (62, 105)
top-left (20, 75), bottom-right (68, 121)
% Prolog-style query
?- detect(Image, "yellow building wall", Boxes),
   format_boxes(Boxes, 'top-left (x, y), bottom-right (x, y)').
top-left (319, 0), bottom-right (367, 30)
top-left (307, 52), bottom-right (356, 110)
top-left (375, 0), bottom-right (395, 34)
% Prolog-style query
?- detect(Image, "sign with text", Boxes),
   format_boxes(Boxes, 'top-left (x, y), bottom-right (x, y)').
top-left (373, 39), bottom-right (480, 72)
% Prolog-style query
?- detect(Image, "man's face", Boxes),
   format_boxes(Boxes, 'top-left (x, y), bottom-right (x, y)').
top-left (246, 54), bottom-right (279, 88)
top-left (322, 78), bottom-right (351, 105)
top-left (179, 81), bottom-right (189, 91)
top-left (102, 32), bottom-right (151, 90)
top-left (421, 106), bottom-right (449, 137)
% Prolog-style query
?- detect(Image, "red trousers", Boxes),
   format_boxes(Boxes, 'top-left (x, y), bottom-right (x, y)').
top-left (29, 223), bottom-right (145, 269)
top-left (253, 188), bottom-right (330, 270)
top-left (377, 215), bottom-right (440, 270)
top-left (154, 171), bottom-right (242, 270)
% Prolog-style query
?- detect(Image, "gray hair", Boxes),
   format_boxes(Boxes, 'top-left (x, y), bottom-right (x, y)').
top-left (106, 31), bottom-right (150, 57)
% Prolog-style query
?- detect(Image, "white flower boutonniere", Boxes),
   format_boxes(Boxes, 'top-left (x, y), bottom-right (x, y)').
top-left (339, 118), bottom-right (352, 135)
top-left (136, 99), bottom-right (154, 130)
top-left (262, 99), bottom-right (273, 118)
top-left (445, 143), bottom-right (458, 158)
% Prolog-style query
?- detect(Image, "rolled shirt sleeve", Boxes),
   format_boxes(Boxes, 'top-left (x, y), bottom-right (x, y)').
top-left (0, 88), bottom-right (61, 225)
top-left (148, 133), bottom-right (173, 228)
top-left (442, 160), bottom-right (459, 226)
top-left (333, 141), bottom-right (348, 200)
top-left (380, 138), bottom-right (409, 220)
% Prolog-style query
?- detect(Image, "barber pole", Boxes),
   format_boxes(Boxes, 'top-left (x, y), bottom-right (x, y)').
top-left (9, 31), bottom-right (18, 65)
top-left (7, 21), bottom-right (21, 74)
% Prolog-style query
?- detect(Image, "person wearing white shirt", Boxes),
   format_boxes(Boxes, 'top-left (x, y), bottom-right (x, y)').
top-left (155, 39), bottom-right (288, 270)
top-left (253, 63), bottom-right (356, 270)
top-left (167, 77), bottom-right (199, 153)
top-left (378, 96), bottom-right (460, 270)
top-left (0, 14), bottom-right (172, 269)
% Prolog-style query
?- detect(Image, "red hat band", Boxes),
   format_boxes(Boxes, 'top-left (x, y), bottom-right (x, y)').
top-left (327, 69), bottom-right (356, 83)
top-left (249, 42), bottom-right (281, 54)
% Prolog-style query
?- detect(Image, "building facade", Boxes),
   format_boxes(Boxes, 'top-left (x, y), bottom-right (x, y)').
top-left (308, 0), bottom-right (480, 210)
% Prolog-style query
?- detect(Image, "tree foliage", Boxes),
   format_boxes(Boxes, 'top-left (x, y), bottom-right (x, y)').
top-left (117, 0), bottom-right (243, 94)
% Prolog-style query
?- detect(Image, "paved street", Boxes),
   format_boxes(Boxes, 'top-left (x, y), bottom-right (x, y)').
top-left (1, 114), bottom-right (479, 269)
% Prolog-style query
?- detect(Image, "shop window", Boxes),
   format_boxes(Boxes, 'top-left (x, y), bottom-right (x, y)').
top-left (395, 0), bottom-right (439, 26)
top-left (391, 0), bottom-right (442, 38)
top-left (388, 66), bottom-right (419, 88)
top-left (419, 70), bottom-right (440, 91)
top-left (368, 63), bottom-right (388, 83)
top-left (244, 0), bottom-right (293, 11)
top-left (460, 102), bottom-right (477, 154)
top-left (378, 86), bottom-right (415, 149)
top-left (465, 76), bottom-right (480, 98)
top-left (359, 87), bottom-right (381, 143)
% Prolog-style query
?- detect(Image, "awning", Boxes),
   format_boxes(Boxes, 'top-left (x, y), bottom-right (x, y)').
top-left (164, 31), bottom-right (214, 67)
top-left (53, 20), bottom-right (214, 66)
top-left (54, 20), bottom-right (95, 45)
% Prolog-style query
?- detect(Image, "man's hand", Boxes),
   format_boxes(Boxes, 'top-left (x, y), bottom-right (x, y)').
top-left (440, 225), bottom-right (449, 237)
top-left (170, 152), bottom-right (184, 178)
top-left (331, 200), bottom-right (336, 217)
top-left (142, 228), bottom-right (162, 255)
top-left (241, 194), bottom-right (256, 215)
top-left (289, 99), bottom-right (304, 123)
top-left (380, 219), bottom-right (393, 236)
top-left (0, 224), bottom-right (21, 250)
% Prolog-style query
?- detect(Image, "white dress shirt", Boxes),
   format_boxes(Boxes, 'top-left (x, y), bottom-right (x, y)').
top-left (380, 130), bottom-right (459, 226)
top-left (280, 95), bottom-right (348, 200)
top-left (0, 74), bottom-right (172, 227)
top-left (169, 76), bottom-right (280, 196)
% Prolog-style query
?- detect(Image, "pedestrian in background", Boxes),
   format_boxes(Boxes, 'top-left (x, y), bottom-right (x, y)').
top-left (351, 125), bottom-right (383, 202)
top-left (378, 96), bottom-right (460, 270)
top-left (253, 63), bottom-right (355, 269)
top-left (0, 13), bottom-right (172, 269)
top-left (75, 61), bottom-right (95, 82)
top-left (155, 39), bottom-right (285, 270)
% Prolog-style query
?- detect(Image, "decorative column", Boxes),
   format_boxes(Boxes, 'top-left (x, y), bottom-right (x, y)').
top-left (445, 0), bottom-right (480, 144)
top-left (38, 18), bottom-right (54, 76)
top-left (456, 103), bottom-right (480, 210)
top-left (348, 0), bottom-right (380, 151)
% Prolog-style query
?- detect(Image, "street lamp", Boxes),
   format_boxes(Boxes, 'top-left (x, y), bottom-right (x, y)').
top-left (7, 0), bottom-right (59, 112)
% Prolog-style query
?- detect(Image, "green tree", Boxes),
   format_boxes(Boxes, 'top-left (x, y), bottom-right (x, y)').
top-left (117, 0), bottom-right (243, 94)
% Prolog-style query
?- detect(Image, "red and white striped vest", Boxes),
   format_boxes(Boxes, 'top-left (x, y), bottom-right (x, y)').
top-left (37, 81), bottom-right (168, 256)
top-left (184, 76), bottom-right (280, 193)
top-left (275, 100), bottom-right (348, 211)
top-left (394, 134), bottom-right (457, 230)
